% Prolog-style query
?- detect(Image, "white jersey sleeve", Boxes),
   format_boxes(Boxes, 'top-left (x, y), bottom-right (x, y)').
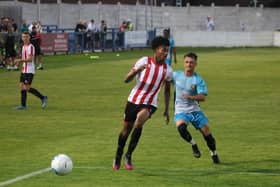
top-left (132, 57), bottom-right (148, 71)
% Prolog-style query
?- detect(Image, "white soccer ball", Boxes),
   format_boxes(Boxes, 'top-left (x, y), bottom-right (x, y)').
top-left (51, 154), bottom-right (73, 176)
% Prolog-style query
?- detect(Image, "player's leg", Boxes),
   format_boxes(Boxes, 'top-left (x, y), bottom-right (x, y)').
top-left (124, 108), bottom-right (151, 170)
top-left (175, 115), bottom-right (201, 158)
top-left (192, 111), bottom-right (220, 163)
top-left (25, 74), bottom-right (48, 108)
top-left (16, 73), bottom-right (29, 109)
top-left (16, 82), bottom-right (27, 110)
top-left (113, 102), bottom-right (136, 170)
top-left (199, 125), bottom-right (220, 164)
top-left (113, 121), bottom-right (133, 170)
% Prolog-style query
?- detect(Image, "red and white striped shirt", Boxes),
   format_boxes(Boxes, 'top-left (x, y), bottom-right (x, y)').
top-left (21, 43), bottom-right (35, 74)
top-left (127, 57), bottom-right (173, 107)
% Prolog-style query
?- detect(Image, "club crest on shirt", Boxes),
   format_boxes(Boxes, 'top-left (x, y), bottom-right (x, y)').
top-left (191, 84), bottom-right (196, 90)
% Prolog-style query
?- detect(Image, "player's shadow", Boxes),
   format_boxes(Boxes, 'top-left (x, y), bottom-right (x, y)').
top-left (136, 159), bottom-right (280, 177)
top-left (218, 158), bottom-right (280, 175)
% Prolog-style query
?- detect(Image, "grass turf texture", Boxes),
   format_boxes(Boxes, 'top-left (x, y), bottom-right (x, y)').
top-left (0, 48), bottom-right (280, 187)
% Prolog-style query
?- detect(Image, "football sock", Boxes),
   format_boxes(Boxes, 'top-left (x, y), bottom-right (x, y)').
top-left (177, 123), bottom-right (196, 145)
top-left (115, 133), bottom-right (128, 158)
top-left (21, 90), bottom-right (27, 106)
top-left (28, 88), bottom-right (44, 100)
top-left (126, 127), bottom-right (142, 156)
top-left (204, 134), bottom-right (216, 153)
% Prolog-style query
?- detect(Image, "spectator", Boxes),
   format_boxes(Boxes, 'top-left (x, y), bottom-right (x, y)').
top-left (241, 23), bottom-right (246, 31)
top-left (11, 18), bottom-right (18, 32)
top-left (94, 22), bottom-right (101, 50)
top-left (126, 19), bottom-right (134, 31)
top-left (0, 18), bottom-right (4, 32)
top-left (163, 28), bottom-right (177, 67)
top-left (36, 21), bottom-right (43, 33)
top-left (100, 20), bottom-right (107, 50)
top-left (119, 21), bottom-right (127, 32)
top-left (0, 35), bottom-right (5, 68)
top-left (30, 26), bottom-right (43, 70)
top-left (206, 16), bottom-right (215, 31)
top-left (75, 20), bottom-right (87, 49)
top-left (86, 19), bottom-right (97, 50)
top-left (0, 17), bottom-right (8, 32)
top-left (28, 21), bottom-right (37, 32)
top-left (5, 24), bottom-right (17, 70)
top-left (20, 19), bottom-right (29, 33)
top-left (118, 21), bottom-right (127, 49)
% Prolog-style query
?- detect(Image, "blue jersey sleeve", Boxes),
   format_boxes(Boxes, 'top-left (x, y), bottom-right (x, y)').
top-left (172, 71), bottom-right (182, 84)
top-left (196, 75), bottom-right (208, 95)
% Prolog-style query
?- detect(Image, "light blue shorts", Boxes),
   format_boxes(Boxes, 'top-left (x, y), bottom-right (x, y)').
top-left (174, 111), bottom-right (209, 129)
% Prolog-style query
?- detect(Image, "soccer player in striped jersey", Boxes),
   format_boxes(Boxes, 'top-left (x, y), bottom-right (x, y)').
top-left (113, 36), bottom-right (173, 170)
top-left (14, 32), bottom-right (47, 110)
top-left (173, 52), bottom-right (220, 164)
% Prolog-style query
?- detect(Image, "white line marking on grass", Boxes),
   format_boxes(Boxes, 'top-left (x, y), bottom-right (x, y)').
top-left (1, 166), bottom-right (278, 187)
top-left (0, 168), bottom-right (51, 187)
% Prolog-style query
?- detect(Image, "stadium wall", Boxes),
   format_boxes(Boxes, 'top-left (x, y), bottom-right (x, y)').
top-left (1, 1), bottom-right (280, 32)
top-left (173, 31), bottom-right (276, 47)
top-left (274, 32), bottom-right (280, 47)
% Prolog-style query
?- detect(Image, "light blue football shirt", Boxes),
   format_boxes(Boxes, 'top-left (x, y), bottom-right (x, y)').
top-left (173, 71), bottom-right (208, 114)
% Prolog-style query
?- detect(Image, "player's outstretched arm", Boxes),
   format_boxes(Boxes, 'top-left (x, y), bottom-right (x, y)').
top-left (163, 81), bottom-right (171, 124)
top-left (124, 64), bottom-right (146, 83)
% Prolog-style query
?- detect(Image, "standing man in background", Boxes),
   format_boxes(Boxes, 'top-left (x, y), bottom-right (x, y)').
top-left (163, 29), bottom-right (177, 67)
top-left (206, 16), bottom-right (215, 31)
top-left (30, 26), bottom-right (43, 70)
top-left (5, 24), bottom-right (18, 70)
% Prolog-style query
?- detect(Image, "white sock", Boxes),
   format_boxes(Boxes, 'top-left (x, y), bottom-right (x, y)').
top-left (190, 139), bottom-right (196, 145)
top-left (210, 150), bottom-right (217, 156)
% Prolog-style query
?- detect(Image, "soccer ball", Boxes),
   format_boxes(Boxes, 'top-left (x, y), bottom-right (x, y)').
top-left (51, 154), bottom-right (73, 176)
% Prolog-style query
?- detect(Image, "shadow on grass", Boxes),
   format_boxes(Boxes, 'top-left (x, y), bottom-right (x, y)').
top-left (134, 159), bottom-right (280, 177)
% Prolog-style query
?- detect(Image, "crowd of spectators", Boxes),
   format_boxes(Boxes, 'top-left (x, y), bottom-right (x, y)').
top-left (0, 18), bottom-right (43, 70)
top-left (74, 18), bottom-right (134, 51)
top-left (75, 19), bottom-right (108, 51)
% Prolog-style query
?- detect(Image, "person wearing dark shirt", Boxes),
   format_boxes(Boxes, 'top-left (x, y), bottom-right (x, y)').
top-left (5, 25), bottom-right (17, 70)
top-left (75, 21), bottom-right (87, 50)
top-left (30, 26), bottom-right (43, 70)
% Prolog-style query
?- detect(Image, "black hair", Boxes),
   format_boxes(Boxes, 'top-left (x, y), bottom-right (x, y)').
top-left (184, 52), bottom-right (198, 61)
top-left (151, 36), bottom-right (170, 50)
top-left (163, 28), bottom-right (170, 33)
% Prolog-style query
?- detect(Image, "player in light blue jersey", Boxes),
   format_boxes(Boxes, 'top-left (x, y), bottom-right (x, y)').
top-left (172, 52), bottom-right (220, 164)
top-left (163, 29), bottom-right (177, 67)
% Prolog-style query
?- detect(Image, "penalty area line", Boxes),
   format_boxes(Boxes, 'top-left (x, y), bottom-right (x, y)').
top-left (0, 168), bottom-right (51, 187)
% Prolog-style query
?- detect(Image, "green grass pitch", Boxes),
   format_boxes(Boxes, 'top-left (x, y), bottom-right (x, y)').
top-left (0, 47), bottom-right (280, 187)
